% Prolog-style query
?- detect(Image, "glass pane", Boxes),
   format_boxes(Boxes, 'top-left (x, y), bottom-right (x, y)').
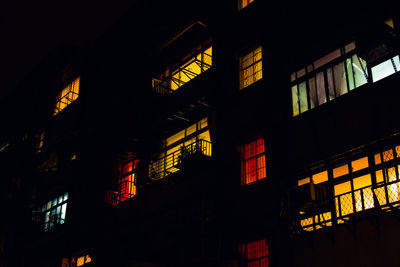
top-left (351, 157), bottom-right (369, 172)
top-left (166, 130), bottom-right (185, 147)
top-left (63, 192), bottom-right (69, 201)
top-left (333, 62), bottom-right (348, 96)
top-left (334, 181), bottom-right (351, 196)
top-left (314, 49), bottom-right (341, 69)
top-left (376, 170), bottom-right (384, 183)
top-left (326, 68), bottom-right (335, 100)
top-left (372, 55), bottom-right (400, 82)
top-left (316, 72), bottom-right (326, 105)
top-left (291, 86), bottom-right (300, 116)
top-left (382, 149), bottom-right (394, 162)
top-left (308, 77), bottom-right (317, 109)
top-left (312, 170), bottom-right (328, 184)
top-left (346, 57), bottom-right (355, 91)
top-left (333, 164), bottom-right (349, 178)
top-left (353, 174), bottom-right (371, 190)
top-left (374, 153), bottom-right (382, 165)
top-left (353, 55), bottom-right (368, 87)
top-left (298, 82), bottom-right (308, 113)
top-left (298, 177), bottom-right (310, 186)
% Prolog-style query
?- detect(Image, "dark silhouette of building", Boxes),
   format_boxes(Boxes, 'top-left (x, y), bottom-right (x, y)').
top-left (1, 0), bottom-right (400, 266)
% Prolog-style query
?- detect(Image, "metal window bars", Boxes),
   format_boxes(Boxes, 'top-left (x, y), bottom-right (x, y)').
top-left (152, 46), bottom-right (212, 94)
top-left (299, 179), bottom-right (400, 232)
top-left (149, 139), bottom-right (212, 180)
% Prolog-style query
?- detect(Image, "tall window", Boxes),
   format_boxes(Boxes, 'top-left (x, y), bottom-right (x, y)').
top-left (53, 77), bottom-right (80, 116)
top-left (119, 160), bottom-right (139, 202)
top-left (241, 138), bottom-right (266, 185)
top-left (291, 42), bottom-right (368, 116)
top-left (240, 240), bottom-right (269, 267)
top-left (238, 0), bottom-right (254, 10)
top-left (240, 47), bottom-right (263, 89)
top-left (33, 193), bottom-right (68, 232)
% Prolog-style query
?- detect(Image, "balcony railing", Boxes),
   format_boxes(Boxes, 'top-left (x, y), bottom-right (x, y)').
top-left (299, 179), bottom-right (400, 232)
top-left (152, 46), bottom-right (212, 94)
top-left (149, 139), bottom-right (212, 180)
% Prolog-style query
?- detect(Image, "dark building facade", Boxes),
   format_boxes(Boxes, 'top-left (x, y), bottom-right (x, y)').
top-left (1, 0), bottom-right (400, 266)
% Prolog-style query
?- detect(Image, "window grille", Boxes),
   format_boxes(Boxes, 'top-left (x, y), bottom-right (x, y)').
top-left (241, 138), bottom-right (266, 185)
top-left (53, 77), bottom-right (80, 116)
top-left (239, 47), bottom-right (263, 89)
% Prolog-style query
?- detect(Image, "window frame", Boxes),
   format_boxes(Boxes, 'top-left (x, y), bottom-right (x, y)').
top-left (241, 138), bottom-right (267, 185)
top-left (239, 46), bottom-right (263, 90)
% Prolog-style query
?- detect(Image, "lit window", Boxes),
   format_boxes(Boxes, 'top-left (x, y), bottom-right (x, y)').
top-left (71, 254), bottom-right (92, 267)
top-left (33, 193), bottom-right (68, 232)
top-left (53, 77), bottom-right (80, 116)
top-left (240, 240), bottom-right (269, 267)
top-left (149, 118), bottom-right (212, 180)
top-left (105, 158), bottom-right (139, 206)
top-left (297, 144), bottom-right (400, 232)
top-left (241, 138), bottom-right (266, 185)
top-left (152, 44), bottom-right (212, 94)
top-left (238, 0), bottom-right (254, 10)
top-left (240, 47), bottom-right (263, 89)
top-left (371, 55), bottom-right (400, 82)
top-left (291, 42), bottom-right (368, 116)
top-left (119, 160), bottom-right (139, 202)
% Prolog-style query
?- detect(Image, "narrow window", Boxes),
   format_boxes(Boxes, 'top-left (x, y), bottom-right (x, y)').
top-left (240, 47), bottom-right (263, 89)
top-left (241, 138), bottom-right (266, 185)
top-left (53, 77), bottom-right (80, 116)
top-left (119, 160), bottom-right (139, 202)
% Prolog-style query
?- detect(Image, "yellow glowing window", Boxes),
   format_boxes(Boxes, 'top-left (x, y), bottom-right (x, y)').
top-left (53, 77), bottom-right (80, 116)
top-left (382, 149), bottom-right (394, 162)
top-left (153, 45), bottom-right (212, 94)
top-left (74, 254), bottom-right (91, 266)
top-left (374, 153), bottom-right (382, 165)
top-left (312, 170), bottom-right (328, 184)
top-left (297, 177), bottom-right (310, 186)
top-left (240, 47), bottom-right (262, 89)
top-left (149, 118), bottom-right (212, 180)
top-left (351, 157), bottom-right (369, 172)
top-left (238, 0), bottom-right (254, 10)
top-left (333, 164), bottom-right (349, 178)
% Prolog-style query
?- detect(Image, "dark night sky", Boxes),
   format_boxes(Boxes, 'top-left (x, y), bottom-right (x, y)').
top-left (0, 0), bottom-right (136, 100)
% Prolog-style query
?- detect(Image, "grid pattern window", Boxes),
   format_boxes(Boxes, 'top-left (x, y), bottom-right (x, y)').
top-left (149, 118), bottom-right (212, 180)
top-left (297, 144), bottom-right (400, 232)
top-left (291, 42), bottom-right (368, 116)
top-left (241, 138), bottom-right (266, 185)
top-left (53, 77), bottom-right (80, 116)
top-left (152, 43), bottom-right (212, 94)
top-left (240, 47), bottom-right (263, 89)
top-left (240, 240), bottom-right (269, 267)
top-left (238, 0), bottom-right (254, 10)
top-left (71, 254), bottom-right (92, 266)
top-left (371, 55), bottom-right (400, 82)
top-left (34, 193), bottom-right (68, 232)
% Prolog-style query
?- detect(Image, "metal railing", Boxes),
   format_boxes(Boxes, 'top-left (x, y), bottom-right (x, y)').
top-left (149, 139), bottom-right (212, 180)
top-left (299, 179), bottom-right (400, 231)
top-left (152, 47), bottom-right (212, 94)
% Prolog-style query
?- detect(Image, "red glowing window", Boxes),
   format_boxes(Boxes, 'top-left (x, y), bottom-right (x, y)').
top-left (241, 240), bottom-right (269, 267)
top-left (119, 160), bottom-right (139, 202)
top-left (242, 138), bottom-right (266, 184)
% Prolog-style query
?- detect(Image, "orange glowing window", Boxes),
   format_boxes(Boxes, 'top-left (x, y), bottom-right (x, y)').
top-left (241, 240), bottom-right (269, 267)
top-left (119, 160), bottom-right (139, 202)
top-left (239, 0), bottom-right (254, 10)
top-left (53, 77), bottom-right (80, 116)
top-left (72, 254), bottom-right (91, 267)
top-left (242, 138), bottom-right (266, 185)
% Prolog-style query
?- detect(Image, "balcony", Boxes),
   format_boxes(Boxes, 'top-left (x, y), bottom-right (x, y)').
top-left (297, 179), bottom-right (400, 232)
top-left (152, 45), bottom-right (212, 94)
top-left (149, 139), bottom-right (212, 180)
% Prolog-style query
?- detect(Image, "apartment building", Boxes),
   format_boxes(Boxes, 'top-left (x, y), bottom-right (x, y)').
top-left (0, 0), bottom-right (399, 266)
